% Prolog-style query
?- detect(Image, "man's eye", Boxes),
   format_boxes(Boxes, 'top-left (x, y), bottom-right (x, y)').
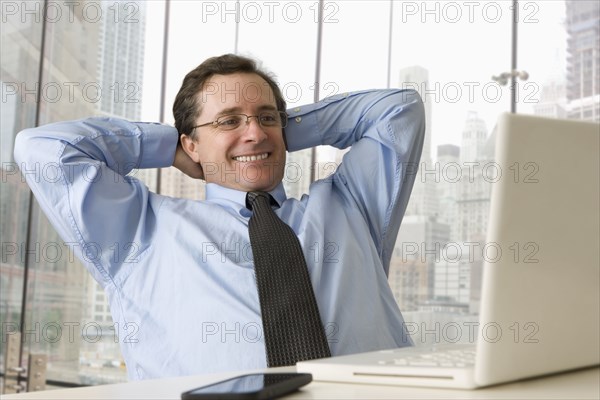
top-left (260, 114), bottom-right (277, 123)
top-left (219, 117), bottom-right (241, 126)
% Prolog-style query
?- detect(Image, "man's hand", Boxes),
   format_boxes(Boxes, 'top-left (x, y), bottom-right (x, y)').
top-left (173, 142), bottom-right (204, 180)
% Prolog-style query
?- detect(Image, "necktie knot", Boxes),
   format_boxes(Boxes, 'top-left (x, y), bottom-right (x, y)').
top-left (246, 191), bottom-right (277, 211)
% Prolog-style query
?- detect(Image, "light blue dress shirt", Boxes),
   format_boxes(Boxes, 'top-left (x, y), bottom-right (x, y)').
top-left (14, 89), bottom-right (425, 380)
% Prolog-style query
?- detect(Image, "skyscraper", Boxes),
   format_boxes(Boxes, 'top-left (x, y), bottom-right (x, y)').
top-left (457, 111), bottom-right (493, 243)
top-left (533, 77), bottom-right (568, 119)
top-left (390, 215), bottom-right (450, 312)
top-left (565, 0), bottom-right (600, 121)
top-left (98, 1), bottom-right (147, 120)
top-left (436, 144), bottom-right (460, 242)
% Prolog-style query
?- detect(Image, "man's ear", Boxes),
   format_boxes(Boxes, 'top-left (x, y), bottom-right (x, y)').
top-left (180, 133), bottom-right (202, 163)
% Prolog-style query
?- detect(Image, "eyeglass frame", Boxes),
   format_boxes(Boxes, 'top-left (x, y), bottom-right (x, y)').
top-left (192, 111), bottom-right (288, 132)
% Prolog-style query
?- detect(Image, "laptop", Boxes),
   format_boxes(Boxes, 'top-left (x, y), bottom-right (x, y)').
top-left (296, 113), bottom-right (600, 389)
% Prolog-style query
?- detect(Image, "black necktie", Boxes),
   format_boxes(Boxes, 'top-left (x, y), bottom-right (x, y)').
top-left (246, 191), bottom-right (331, 367)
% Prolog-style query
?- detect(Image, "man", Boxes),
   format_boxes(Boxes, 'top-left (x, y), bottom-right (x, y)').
top-left (14, 54), bottom-right (425, 380)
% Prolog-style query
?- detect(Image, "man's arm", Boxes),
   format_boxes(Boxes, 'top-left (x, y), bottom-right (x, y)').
top-left (13, 117), bottom-right (179, 285)
top-left (285, 89), bottom-right (425, 274)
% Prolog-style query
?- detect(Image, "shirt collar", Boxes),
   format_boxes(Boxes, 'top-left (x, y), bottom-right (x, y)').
top-left (205, 182), bottom-right (287, 214)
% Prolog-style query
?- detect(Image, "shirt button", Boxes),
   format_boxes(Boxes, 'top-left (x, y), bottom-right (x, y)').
top-left (295, 116), bottom-right (302, 123)
top-left (294, 107), bottom-right (301, 112)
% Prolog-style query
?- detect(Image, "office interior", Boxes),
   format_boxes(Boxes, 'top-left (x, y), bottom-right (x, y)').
top-left (1, 0), bottom-right (599, 395)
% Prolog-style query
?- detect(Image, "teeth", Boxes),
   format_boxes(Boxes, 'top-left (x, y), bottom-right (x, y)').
top-left (233, 153), bottom-right (268, 162)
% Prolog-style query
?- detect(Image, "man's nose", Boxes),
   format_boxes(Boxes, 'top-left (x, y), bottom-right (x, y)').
top-left (241, 117), bottom-right (267, 142)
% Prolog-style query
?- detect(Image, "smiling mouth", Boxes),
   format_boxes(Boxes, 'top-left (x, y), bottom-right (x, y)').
top-left (233, 153), bottom-right (269, 162)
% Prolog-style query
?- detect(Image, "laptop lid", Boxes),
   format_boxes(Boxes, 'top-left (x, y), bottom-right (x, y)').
top-left (475, 113), bottom-right (600, 386)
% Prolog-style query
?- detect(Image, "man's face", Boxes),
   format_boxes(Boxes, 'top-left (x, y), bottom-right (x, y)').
top-left (182, 73), bottom-right (287, 193)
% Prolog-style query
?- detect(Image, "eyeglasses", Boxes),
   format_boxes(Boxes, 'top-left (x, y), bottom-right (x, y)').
top-left (192, 111), bottom-right (288, 132)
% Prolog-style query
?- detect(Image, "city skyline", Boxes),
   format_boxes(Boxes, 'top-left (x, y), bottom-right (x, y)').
top-left (2, 0), bottom-right (598, 385)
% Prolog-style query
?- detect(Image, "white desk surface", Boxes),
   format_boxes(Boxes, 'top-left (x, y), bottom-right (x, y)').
top-left (3, 366), bottom-right (599, 399)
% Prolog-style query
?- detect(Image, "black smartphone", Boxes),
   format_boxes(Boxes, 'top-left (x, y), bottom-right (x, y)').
top-left (180, 373), bottom-right (312, 400)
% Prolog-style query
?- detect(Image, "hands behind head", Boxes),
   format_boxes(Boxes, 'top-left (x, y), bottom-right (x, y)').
top-left (174, 141), bottom-right (204, 180)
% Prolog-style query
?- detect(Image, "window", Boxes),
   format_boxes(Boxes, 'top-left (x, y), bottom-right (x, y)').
top-left (1, 0), bottom-right (43, 378)
top-left (1, 0), bottom-right (165, 386)
top-left (1, 0), bottom-right (597, 390)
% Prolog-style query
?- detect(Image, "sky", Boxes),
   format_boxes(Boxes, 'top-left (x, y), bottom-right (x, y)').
top-left (141, 1), bottom-right (567, 158)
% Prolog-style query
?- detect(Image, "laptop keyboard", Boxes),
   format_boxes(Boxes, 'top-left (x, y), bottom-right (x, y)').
top-left (378, 347), bottom-right (476, 368)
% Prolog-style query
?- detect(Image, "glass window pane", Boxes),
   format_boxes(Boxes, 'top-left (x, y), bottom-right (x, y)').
top-left (11, 0), bottom-right (164, 385)
top-left (314, 0), bottom-right (513, 346)
top-left (0, 0), bottom-right (42, 376)
top-left (390, 0), bottom-right (511, 345)
top-left (7, 0), bottom-right (585, 387)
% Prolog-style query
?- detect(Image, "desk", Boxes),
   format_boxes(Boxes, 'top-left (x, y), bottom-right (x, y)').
top-left (3, 366), bottom-right (599, 399)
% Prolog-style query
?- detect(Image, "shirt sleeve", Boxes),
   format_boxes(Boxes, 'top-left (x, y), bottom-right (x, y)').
top-left (13, 117), bottom-right (178, 285)
top-left (284, 89), bottom-right (425, 274)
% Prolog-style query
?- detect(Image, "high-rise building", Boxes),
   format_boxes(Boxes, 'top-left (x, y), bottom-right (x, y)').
top-left (436, 144), bottom-right (460, 241)
top-left (98, 1), bottom-right (147, 120)
top-left (432, 245), bottom-right (485, 316)
top-left (459, 112), bottom-right (487, 164)
top-left (565, 0), bottom-right (600, 121)
top-left (388, 256), bottom-right (428, 313)
top-left (444, 112), bottom-right (496, 315)
top-left (533, 77), bottom-right (568, 119)
top-left (433, 243), bottom-right (476, 305)
top-left (390, 215), bottom-right (450, 311)
top-left (457, 112), bottom-right (493, 243)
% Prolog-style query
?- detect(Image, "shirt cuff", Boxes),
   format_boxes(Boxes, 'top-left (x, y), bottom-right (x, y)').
top-left (284, 104), bottom-right (323, 152)
top-left (136, 122), bottom-right (179, 169)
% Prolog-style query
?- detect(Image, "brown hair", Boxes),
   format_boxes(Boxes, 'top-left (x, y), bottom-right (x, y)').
top-left (172, 54), bottom-right (286, 137)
